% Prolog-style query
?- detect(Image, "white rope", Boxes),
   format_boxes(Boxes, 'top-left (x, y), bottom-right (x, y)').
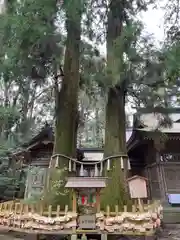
top-left (51, 153), bottom-right (128, 166)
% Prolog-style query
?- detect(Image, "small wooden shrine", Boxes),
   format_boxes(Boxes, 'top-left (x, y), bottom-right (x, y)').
top-left (65, 177), bottom-right (107, 214)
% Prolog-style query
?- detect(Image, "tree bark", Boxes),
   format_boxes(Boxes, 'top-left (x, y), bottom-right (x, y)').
top-left (54, 5), bottom-right (81, 157)
top-left (104, 88), bottom-right (126, 157)
top-left (101, 88), bottom-right (128, 209)
top-left (101, 0), bottom-right (128, 210)
top-left (95, 107), bottom-right (101, 147)
top-left (51, 1), bottom-right (82, 207)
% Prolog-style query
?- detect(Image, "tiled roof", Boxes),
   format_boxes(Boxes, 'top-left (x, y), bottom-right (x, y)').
top-left (140, 113), bottom-right (180, 127)
top-left (17, 125), bottom-right (133, 150)
top-left (137, 112), bottom-right (180, 133)
top-left (138, 123), bottom-right (180, 133)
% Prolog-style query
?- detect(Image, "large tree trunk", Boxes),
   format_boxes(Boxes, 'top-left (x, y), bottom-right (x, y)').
top-left (50, 1), bottom-right (82, 207)
top-left (101, 0), bottom-right (128, 210)
top-left (95, 107), bottom-right (101, 147)
top-left (101, 88), bottom-right (128, 209)
top-left (104, 88), bottom-right (126, 157)
top-left (54, 3), bottom-right (81, 156)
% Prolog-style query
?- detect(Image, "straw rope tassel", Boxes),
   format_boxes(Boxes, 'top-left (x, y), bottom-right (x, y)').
top-left (94, 164), bottom-right (98, 177)
top-left (55, 155), bottom-right (59, 168)
top-left (49, 157), bottom-right (52, 168)
top-left (73, 161), bottom-right (76, 171)
top-left (69, 159), bottom-right (72, 172)
top-left (128, 159), bottom-right (131, 170)
top-left (107, 159), bottom-right (110, 171)
top-left (120, 156), bottom-right (124, 169)
top-left (80, 164), bottom-right (84, 176)
top-left (100, 161), bottom-right (103, 175)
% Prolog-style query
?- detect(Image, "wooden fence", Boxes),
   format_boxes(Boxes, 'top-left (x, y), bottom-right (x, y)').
top-left (0, 199), bottom-right (161, 216)
top-left (0, 200), bottom-right (68, 217)
top-left (0, 200), bottom-right (162, 235)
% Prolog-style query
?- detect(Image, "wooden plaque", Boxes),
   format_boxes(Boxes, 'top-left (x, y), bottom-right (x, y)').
top-left (127, 175), bottom-right (148, 199)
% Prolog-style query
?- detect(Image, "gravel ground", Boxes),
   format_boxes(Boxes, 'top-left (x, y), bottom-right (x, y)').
top-left (158, 224), bottom-right (180, 240)
top-left (1, 226), bottom-right (180, 240)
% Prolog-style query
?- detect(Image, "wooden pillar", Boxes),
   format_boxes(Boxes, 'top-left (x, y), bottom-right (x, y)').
top-left (72, 190), bottom-right (77, 240)
top-left (96, 188), bottom-right (100, 212)
top-left (24, 167), bottom-right (31, 198)
top-left (155, 151), bottom-right (166, 200)
top-left (72, 190), bottom-right (77, 212)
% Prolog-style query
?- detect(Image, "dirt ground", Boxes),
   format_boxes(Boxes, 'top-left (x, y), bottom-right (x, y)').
top-left (0, 234), bottom-right (65, 240)
top-left (0, 235), bottom-right (22, 240)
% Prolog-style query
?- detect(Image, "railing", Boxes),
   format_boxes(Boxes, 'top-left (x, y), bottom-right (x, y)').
top-left (0, 200), bottom-right (162, 235)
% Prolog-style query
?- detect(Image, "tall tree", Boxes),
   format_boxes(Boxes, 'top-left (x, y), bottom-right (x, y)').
top-left (101, 0), bottom-right (129, 208)
top-left (0, 0), bottom-right (61, 145)
top-left (84, 0), bottom-right (172, 208)
top-left (51, 0), bottom-right (85, 207)
top-left (53, 0), bottom-right (82, 156)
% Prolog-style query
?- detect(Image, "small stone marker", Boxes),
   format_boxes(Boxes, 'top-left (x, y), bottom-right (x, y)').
top-left (79, 215), bottom-right (96, 229)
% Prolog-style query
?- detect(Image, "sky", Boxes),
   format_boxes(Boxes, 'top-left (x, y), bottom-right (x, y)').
top-left (141, 4), bottom-right (165, 44)
top-left (83, 3), bottom-right (167, 118)
top-left (99, 3), bottom-right (165, 54)
top-left (126, 4), bottom-right (166, 115)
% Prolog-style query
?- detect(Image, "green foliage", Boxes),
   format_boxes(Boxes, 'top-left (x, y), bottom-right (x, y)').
top-left (0, 0), bottom-right (63, 154)
top-left (22, 167), bottom-right (70, 207)
top-left (0, 106), bottom-right (19, 130)
top-left (0, 158), bottom-right (26, 200)
top-left (101, 159), bottom-right (128, 210)
top-left (0, 136), bottom-right (16, 156)
top-left (0, 0), bottom-right (61, 80)
top-left (81, 0), bottom-right (179, 113)
top-left (42, 168), bottom-right (69, 207)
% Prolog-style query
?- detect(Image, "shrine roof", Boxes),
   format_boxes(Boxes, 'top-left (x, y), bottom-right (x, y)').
top-left (127, 108), bottom-right (180, 151)
top-left (127, 175), bottom-right (148, 182)
top-left (22, 123), bottom-right (54, 148)
top-left (11, 124), bottom-right (133, 157)
top-left (137, 123), bottom-right (180, 133)
top-left (65, 177), bottom-right (107, 188)
top-left (138, 112), bottom-right (180, 131)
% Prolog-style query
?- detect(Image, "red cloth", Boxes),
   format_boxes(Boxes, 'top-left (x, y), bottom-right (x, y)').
top-left (81, 196), bottom-right (85, 205)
